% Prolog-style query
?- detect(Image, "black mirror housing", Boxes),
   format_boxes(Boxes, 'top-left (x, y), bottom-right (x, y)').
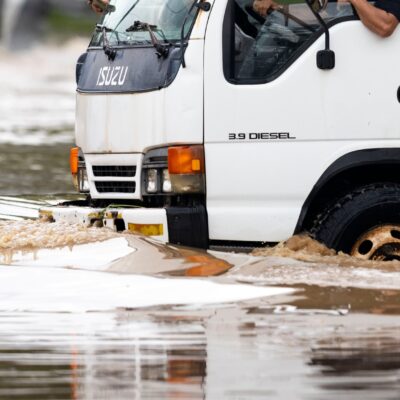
top-left (317, 49), bottom-right (335, 70)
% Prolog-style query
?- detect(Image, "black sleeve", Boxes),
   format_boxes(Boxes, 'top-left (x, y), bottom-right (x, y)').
top-left (374, 0), bottom-right (400, 22)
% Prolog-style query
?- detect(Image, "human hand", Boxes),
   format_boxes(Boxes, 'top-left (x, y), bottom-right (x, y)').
top-left (253, 0), bottom-right (277, 17)
top-left (88, 0), bottom-right (110, 14)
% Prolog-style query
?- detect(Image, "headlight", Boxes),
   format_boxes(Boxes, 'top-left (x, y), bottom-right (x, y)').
top-left (146, 169), bottom-right (158, 193)
top-left (162, 169), bottom-right (172, 193)
top-left (142, 146), bottom-right (205, 195)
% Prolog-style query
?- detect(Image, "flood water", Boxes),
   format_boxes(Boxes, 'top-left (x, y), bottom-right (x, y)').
top-left (0, 41), bottom-right (399, 400)
top-left (0, 42), bottom-right (76, 195)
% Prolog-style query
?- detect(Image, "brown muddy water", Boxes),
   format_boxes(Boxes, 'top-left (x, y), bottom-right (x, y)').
top-left (0, 41), bottom-right (399, 400)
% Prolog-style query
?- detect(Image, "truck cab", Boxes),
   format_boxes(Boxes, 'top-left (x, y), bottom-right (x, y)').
top-left (50, 0), bottom-right (400, 260)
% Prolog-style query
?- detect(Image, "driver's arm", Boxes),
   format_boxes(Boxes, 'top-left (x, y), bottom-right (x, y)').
top-left (253, 0), bottom-right (279, 17)
top-left (87, 0), bottom-right (110, 14)
top-left (340, 0), bottom-right (399, 37)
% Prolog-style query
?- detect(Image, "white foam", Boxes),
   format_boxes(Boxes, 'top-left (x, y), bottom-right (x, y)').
top-left (11, 238), bottom-right (135, 270)
top-left (231, 256), bottom-right (400, 290)
top-left (0, 266), bottom-right (294, 313)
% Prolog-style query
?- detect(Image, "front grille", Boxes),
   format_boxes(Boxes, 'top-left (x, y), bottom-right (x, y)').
top-left (92, 165), bottom-right (136, 177)
top-left (95, 181), bottom-right (136, 193)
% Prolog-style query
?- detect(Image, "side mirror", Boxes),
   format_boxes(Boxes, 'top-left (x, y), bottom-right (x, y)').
top-left (306, 0), bottom-right (334, 70)
top-left (317, 49), bottom-right (335, 69)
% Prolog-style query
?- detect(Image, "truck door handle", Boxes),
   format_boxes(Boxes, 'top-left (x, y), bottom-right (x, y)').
top-left (398, 87), bottom-right (400, 103)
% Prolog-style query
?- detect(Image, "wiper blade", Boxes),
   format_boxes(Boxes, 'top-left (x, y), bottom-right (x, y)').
top-left (127, 20), bottom-right (158, 32)
top-left (99, 25), bottom-right (117, 60)
top-left (96, 24), bottom-right (112, 32)
top-left (126, 20), bottom-right (169, 58)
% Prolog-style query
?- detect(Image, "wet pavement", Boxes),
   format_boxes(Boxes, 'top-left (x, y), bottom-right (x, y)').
top-left (0, 211), bottom-right (398, 400)
top-left (0, 275), bottom-right (399, 400)
top-left (0, 40), bottom-right (399, 400)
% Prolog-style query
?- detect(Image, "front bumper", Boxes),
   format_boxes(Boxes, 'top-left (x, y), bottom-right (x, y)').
top-left (39, 205), bottom-right (209, 249)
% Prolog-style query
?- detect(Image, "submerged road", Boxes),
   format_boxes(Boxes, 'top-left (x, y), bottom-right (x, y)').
top-left (0, 196), bottom-right (400, 399)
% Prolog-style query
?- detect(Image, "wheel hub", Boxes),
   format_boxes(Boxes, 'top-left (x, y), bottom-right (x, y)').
top-left (351, 225), bottom-right (400, 261)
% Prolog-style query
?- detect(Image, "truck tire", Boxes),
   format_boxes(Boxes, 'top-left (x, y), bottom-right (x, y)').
top-left (310, 183), bottom-right (400, 260)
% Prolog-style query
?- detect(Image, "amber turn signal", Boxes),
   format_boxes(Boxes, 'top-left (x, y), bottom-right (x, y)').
top-left (70, 147), bottom-right (79, 174)
top-left (168, 145), bottom-right (205, 175)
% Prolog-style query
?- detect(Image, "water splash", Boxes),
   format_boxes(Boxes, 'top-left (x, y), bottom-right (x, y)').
top-left (0, 219), bottom-right (118, 264)
top-left (252, 234), bottom-right (400, 271)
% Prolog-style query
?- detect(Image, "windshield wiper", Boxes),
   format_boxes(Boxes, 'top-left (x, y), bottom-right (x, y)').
top-left (96, 24), bottom-right (117, 60)
top-left (94, 0), bottom-right (142, 60)
top-left (126, 20), bottom-right (170, 58)
top-left (96, 24), bottom-right (113, 34)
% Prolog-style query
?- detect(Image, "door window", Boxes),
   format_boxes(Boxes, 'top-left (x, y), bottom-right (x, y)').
top-left (223, 0), bottom-right (355, 83)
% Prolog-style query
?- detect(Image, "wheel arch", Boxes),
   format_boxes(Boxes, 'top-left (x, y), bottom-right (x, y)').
top-left (295, 148), bottom-right (400, 234)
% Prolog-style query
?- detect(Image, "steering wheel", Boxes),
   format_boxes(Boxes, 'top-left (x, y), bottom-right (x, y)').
top-left (245, 3), bottom-right (316, 33)
top-left (244, 4), bottom-right (302, 46)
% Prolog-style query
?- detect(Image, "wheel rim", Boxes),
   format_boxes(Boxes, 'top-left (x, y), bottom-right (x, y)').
top-left (350, 225), bottom-right (400, 261)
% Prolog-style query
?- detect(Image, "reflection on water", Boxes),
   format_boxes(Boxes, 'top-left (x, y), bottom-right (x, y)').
top-left (0, 295), bottom-right (399, 400)
top-left (0, 312), bottom-right (207, 400)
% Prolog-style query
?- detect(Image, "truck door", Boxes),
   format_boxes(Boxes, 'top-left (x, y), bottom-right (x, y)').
top-left (204, 0), bottom-right (400, 243)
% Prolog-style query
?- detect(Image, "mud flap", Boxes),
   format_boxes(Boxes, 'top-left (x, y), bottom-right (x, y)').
top-left (166, 205), bottom-right (209, 249)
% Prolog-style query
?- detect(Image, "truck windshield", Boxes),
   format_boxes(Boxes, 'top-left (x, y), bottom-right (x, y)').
top-left (90, 0), bottom-right (198, 47)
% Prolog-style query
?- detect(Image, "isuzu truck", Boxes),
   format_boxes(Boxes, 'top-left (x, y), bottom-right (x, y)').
top-left (41, 0), bottom-right (400, 261)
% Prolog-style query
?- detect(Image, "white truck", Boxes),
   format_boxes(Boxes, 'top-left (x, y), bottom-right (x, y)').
top-left (41, 0), bottom-right (400, 260)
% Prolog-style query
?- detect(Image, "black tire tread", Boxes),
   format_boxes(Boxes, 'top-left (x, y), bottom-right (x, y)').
top-left (310, 182), bottom-right (400, 250)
